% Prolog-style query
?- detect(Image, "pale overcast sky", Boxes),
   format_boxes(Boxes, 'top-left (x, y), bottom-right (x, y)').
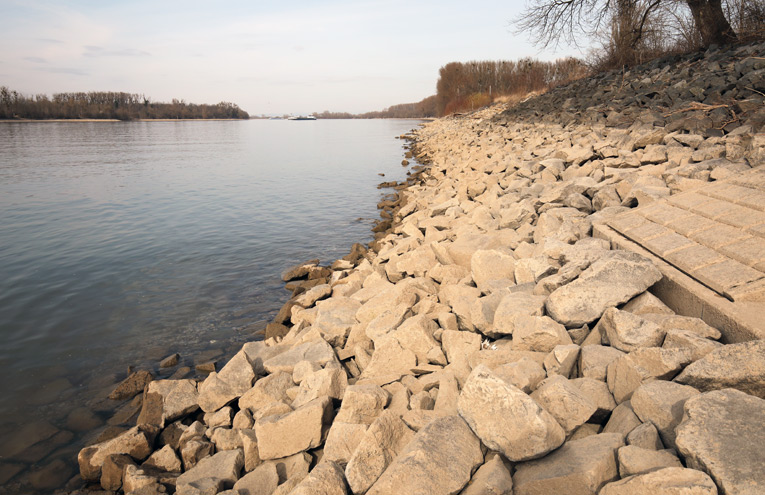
top-left (0, 0), bottom-right (585, 115)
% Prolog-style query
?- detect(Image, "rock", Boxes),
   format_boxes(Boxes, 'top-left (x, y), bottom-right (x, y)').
top-left (334, 384), bottom-right (390, 424)
top-left (262, 340), bottom-right (337, 375)
top-left (290, 461), bottom-right (348, 495)
top-left (388, 314), bottom-right (443, 365)
top-left (239, 372), bottom-right (294, 414)
top-left (471, 249), bottom-right (516, 293)
top-left (570, 377), bottom-right (617, 422)
top-left (598, 308), bottom-right (665, 352)
top-left (360, 337), bottom-right (417, 380)
top-left (603, 401), bottom-right (641, 438)
top-left (232, 462), bottom-right (279, 495)
top-left (675, 389), bottom-right (765, 495)
top-left (599, 467), bottom-right (718, 495)
top-left (211, 428), bottom-right (244, 451)
top-left (292, 366), bottom-right (348, 408)
top-left (101, 453), bottom-right (136, 491)
top-left (439, 284), bottom-right (482, 331)
top-left (314, 297), bottom-right (362, 347)
top-left (458, 364), bottom-right (565, 461)
top-left (295, 284), bottom-right (332, 308)
top-left (266, 451), bottom-right (311, 484)
top-left (238, 430), bottom-right (261, 473)
top-left (78, 425), bottom-right (155, 482)
top-left (606, 348), bottom-right (692, 403)
top-left (531, 376), bottom-right (598, 435)
top-left (460, 454), bottom-right (513, 495)
top-left (513, 433), bottom-right (624, 495)
top-left (512, 315), bottom-right (573, 352)
top-left (579, 345), bottom-right (625, 382)
top-left (109, 370), bottom-right (154, 400)
top-left (255, 396), bottom-right (334, 460)
top-left (143, 445), bottom-right (182, 473)
top-left (122, 465), bottom-right (159, 493)
top-left (160, 353), bottom-right (180, 368)
top-left (546, 251), bottom-right (662, 327)
top-left (345, 410), bottom-right (415, 494)
top-left (282, 260), bottom-right (319, 282)
top-left (617, 445), bottom-right (682, 477)
top-left (323, 421), bottom-right (369, 465)
top-left (543, 344), bottom-right (580, 378)
top-left (366, 416), bottom-right (483, 495)
top-left (674, 340), bottom-right (765, 399)
top-left (137, 379), bottom-right (199, 428)
top-left (176, 449), bottom-right (244, 494)
top-left (493, 357), bottom-right (546, 393)
top-left (621, 291), bottom-right (674, 316)
top-left (204, 407), bottom-right (233, 428)
top-left (441, 330), bottom-right (482, 365)
top-left (242, 341), bottom-right (290, 375)
top-left (626, 422), bottom-right (664, 450)
top-left (631, 380), bottom-right (699, 450)
top-left (492, 292), bottom-right (547, 337)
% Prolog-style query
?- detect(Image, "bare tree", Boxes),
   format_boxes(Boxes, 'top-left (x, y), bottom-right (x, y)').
top-left (517, 0), bottom-right (737, 50)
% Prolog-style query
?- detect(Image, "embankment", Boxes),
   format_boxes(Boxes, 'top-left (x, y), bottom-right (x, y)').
top-left (64, 41), bottom-right (764, 495)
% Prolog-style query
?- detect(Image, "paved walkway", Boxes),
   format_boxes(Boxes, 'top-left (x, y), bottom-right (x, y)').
top-left (607, 166), bottom-right (765, 302)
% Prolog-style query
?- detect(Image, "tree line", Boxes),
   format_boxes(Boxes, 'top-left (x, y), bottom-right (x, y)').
top-left (0, 88), bottom-right (249, 120)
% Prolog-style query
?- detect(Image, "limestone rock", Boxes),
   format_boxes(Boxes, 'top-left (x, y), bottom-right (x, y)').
top-left (626, 422), bottom-right (663, 450)
top-left (458, 365), bottom-right (564, 461)
top-left (334, 384), bottom-right (390, 425)
top-left (232, 462), bottom-right (279, 495)
top-left (322, 422), bottom-right (368, 466)
top-left (606, 348), bottom-right (692, 403)
top-left (137, 379), bottom-right (199, 428)
top-left (493, 357), bottom-right (546, 393)
top-left (662, 329), bottom-right (722, 361)
top-left (262, 340), bottom-right (337, 375)
top-left (100, 454), bottom-right (136, 491)
top-left (543, 344), bottom-right (580, 378)
top-left (109, 370), bottom-right (154, 401)
top-left (360, 337), bottom-right (417, 380)
top-left (78, 425), bottom-right (154, 482)
top-left (176, 449), bottom-right (244, 494)
top-left (598, 308), bottom-right (665, 352)
top-left (512, 315), bottom-right (573, 353)
top-left (602, 401), bottom-right (641, 438)
top-left (255, 396), bottom-right (334, 460)
top-left (198, 349), bottom-right (258, 412)
top-left (631, 380), bottom-right (699, 450)
top-left (513, 433), bottom-right (624, 495)
top-left (292, 366), bottom-right (348, 408)
top-left (441, 330), bottom-right (482, 365)
top-left (492, 292), bottom-right (547, 337)
top-left (366, 415), bottom-right (483, 495)
top-left (675, 389), bottom-right (765, 495)
top-left (546, 251), bottom-right (662, 327)
top-left (143, 444), bottom-right (182, 473)
top-left (345, 410), bottom-right (415, 494)
top-left (617, 445), bottom-right (682, 477)
top-left (460, 454), bottom-right (513, 495)
top-left (471, 249), bottom-right (516, 293)
top-left (599, 467), bottom-right (718, 495)
top-left (531, 376), bottom-right (597, 435)
top-left (239, 372), bottom-right (294, 414)
top-left (570, 377), bottom-right (617, 422)
top-left (674, 340), bottom-right (765, 399)
top-left (579, 345), bottom-right (625, 382)
top-left (290, 461), bottom-right (348, 495)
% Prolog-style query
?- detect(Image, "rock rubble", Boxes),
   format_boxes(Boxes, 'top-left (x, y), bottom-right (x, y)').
top-left (72, 42), bottom-right (763, 495)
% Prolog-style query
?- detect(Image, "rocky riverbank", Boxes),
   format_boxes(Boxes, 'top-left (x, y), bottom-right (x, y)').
top-left (66, 42), bottom-right (763, 495)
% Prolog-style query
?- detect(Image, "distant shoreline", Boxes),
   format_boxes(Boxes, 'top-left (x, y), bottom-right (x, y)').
top-left (0, 118), bottom-right (248, 123)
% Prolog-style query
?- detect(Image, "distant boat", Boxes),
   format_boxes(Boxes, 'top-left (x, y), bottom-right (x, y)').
top-left (288, 115), bottom-right (317, 121)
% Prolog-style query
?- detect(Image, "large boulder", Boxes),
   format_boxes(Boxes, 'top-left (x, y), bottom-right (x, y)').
top-left (513, 433), bottom-right (624, 495)
top-left (675, 389), bottom-right (765, 495)
top-left (78, 426), bottom-right (154, 482)
top-left (366, 415), bottom-right (483, 495)
top-left (255, 397), bottom-right (334, 460)
top-left (674, 340), bottom-right (765, 399)
top-left (546, 251), bottom-right (662, 327)
top-left (458, 365), bottom-right (565, 461)
top-left (600, 467), bottom-right (718, 495)
top-left (137, 379), bottom-right (199, 428)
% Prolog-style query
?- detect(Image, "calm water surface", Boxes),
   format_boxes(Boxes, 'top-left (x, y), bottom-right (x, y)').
top-left (0, 119), bottom-right (419, 489)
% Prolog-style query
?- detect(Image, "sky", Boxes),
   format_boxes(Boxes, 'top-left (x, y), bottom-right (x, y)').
top-left (0, 0), bottom-right (586, 115)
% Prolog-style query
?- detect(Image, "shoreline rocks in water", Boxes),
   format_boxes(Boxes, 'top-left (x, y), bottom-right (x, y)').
top-left (64, 41), bottom-right (764, 495)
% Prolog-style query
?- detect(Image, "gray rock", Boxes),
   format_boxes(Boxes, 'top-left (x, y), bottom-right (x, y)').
top-left (458, 365), bottom-right (564, 461)
top-left (546, 251), bottom-right (662, 327)
top-left (675, 389), bottom-right (765, 495)
top-left (674, 340), bottom-right (765, 399)
top-left (513, 433), bottom-right (624, 495)
top-left (366, 415), bottom-right (483, 495)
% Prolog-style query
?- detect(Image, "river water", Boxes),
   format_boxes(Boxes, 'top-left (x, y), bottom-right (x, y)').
top-left (0, 119), bottom-right (419, 490)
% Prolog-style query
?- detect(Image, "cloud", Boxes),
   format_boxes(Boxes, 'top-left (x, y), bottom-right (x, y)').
top-left (83, 46), bottom-right (150, 57)
top-left (35, 67), bottom-right (88, 76)
top-left (23, 56), bottom-right (48, 63)
top-left (36, 38), bottom-right (64, 44)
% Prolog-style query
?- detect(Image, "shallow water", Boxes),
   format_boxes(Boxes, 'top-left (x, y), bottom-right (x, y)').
top-left (0, 118), bottom-right (419, 489)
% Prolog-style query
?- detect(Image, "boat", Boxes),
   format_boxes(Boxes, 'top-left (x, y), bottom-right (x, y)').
top-left (288, 115), bottom-right (317, 121)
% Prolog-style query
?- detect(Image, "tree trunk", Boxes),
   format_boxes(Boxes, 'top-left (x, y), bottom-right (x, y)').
top-left (685, 0), bottom-right (737, 46)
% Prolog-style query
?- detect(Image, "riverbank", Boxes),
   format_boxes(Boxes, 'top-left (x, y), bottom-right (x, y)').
top-left (56, 42), bottom-right (765, 494)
